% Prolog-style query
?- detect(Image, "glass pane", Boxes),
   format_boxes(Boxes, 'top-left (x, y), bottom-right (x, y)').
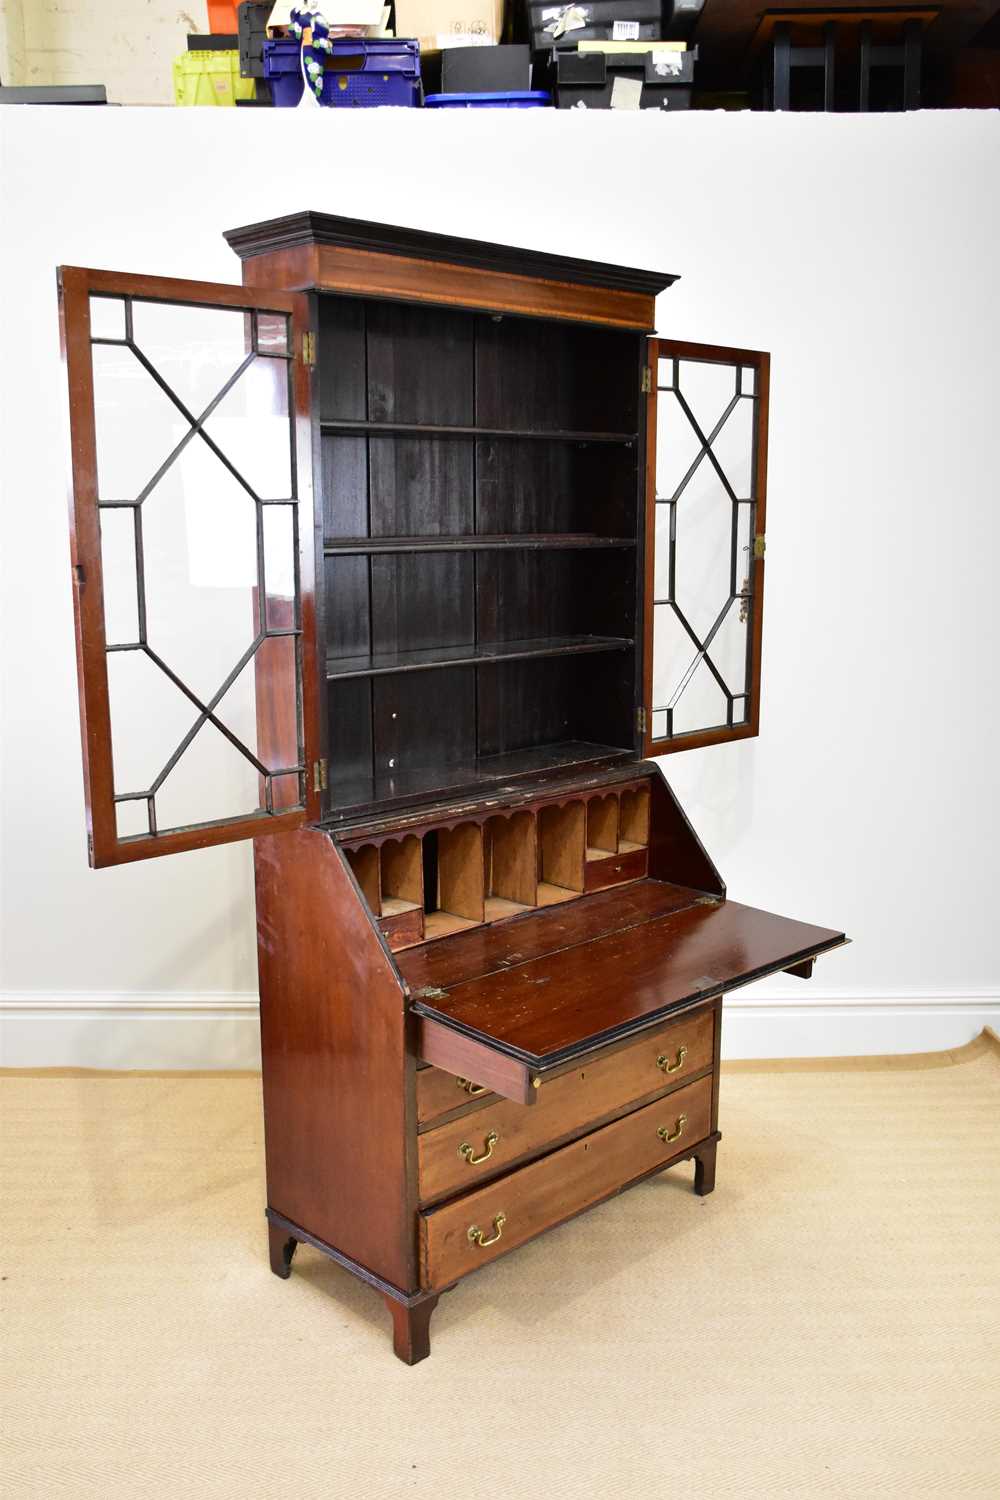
top-left (201, 356), bottom-right (292, 500)
top-left (92, 343), bottom-right (185, 501)
top-left (653, 502), bottom-right (671, 602)
top-left (100, 508), bottom-right (140, 646)
top-left (708, 597), bottom-right (749, 698)
top-left (651, 602), bottom-right (693, 711)
top-left (262, 505), bottom-right (296, 630)
top-left (129, 300), bottom-right (251, 416)
top-left (115, 799), bottom-right (149, 840)
top-left (269, 770), bottom-right (302, 812)
top-left (656, 389), bottom-right (703, 499)
top-left (256, 311), bottom-right (289, 356)
top-left (673, 469), bottom-right (732, 641)
top-left (657, 355), bottom-right (674, 390)
top-left (736, 502), bottom-right (752, 595)
top-left (676, 359), bottom-right (737, 436)
top-left (711, 394), bottom-right (753, 500)
top-left (89, 295), bottom-right (125, 340)
top-left (106, 648), bottom-right (202, 797)
top-left (213, 634), bottom-right (300, 773)
top-left (672, 658), bottom-right (728, 735)
top-left (87, 290), bottom-right (307, 846)
top-left (648, 347), bottom-right (763, 746)
top-left (141, 440), bottom-right (259, 703)
top-left (154, 719), bottom-right (261, 833)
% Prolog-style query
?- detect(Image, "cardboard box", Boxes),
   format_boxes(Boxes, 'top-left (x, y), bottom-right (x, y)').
top-left (393, 0), bottom-right (505, 52)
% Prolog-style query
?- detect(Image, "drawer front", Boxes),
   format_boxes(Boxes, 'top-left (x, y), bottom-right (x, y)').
top-left (583, 847), bottom-right (648, 893)
top-left (420, 1074), bottom-right (713, 1289)
top-left (380, 907), bottom-right (424, 951)
top-left (417, 1066), bottom-right (495, 1125)
top-left (418, 1003), bottom-right (713, 1201)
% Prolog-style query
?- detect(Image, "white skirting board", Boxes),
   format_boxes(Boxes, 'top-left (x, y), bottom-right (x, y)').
top-left (1, 992), bottom-right (998, 1071)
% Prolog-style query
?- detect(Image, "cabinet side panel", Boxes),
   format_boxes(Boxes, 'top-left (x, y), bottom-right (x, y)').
top-left (647, 767), bottom-right (726, 898)
top-left (254, 827), bottom-right (416, 1290)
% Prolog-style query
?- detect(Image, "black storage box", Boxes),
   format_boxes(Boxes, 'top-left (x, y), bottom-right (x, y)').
top-left (554, 45), bottom-right (695, 107)
top-left (186, 33), bottom-right (239, 49)
top-left (238, 0), bottom-right (273, 77)
top-left (529, 0), bottom-right (662, 53)
top-left (663, 0), bottom-right (703, 41)
top-left (421, 44), bottom-right (533, 95)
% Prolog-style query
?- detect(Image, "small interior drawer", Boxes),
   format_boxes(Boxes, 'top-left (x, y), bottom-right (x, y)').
top-left (420, 1073), bottom-right (713, 1289)
top-left (417, 1004), bottom-right (714, 1203)
top-left (583, 845), bottom-right (648, 893)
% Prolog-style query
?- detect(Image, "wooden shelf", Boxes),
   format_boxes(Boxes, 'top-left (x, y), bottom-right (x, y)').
top-left (381, 896), bottom-right (420, 918)
top-left (324, 534), bottom-right (636, 556)
top-left (424, 911), bottom-right (480, 941)
top-left (484, 896), bottom-right (532, 923)
top-left (326, 635), bottom-right (634, 682)
top-left (320, 419), bottom-right (637, 445)
top-left (536, 882), bottom-right (579, 907)
top-left (325, 742), bottom-right (632, 822)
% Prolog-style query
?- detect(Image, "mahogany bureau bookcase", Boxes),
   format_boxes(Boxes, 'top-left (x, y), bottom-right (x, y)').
top-left (57, 212), bottom-right (846, 1365)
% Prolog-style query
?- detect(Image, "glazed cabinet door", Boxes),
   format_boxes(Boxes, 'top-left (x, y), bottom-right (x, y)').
top-left (59, 268), bottom-right (320, 866)
top-left (642, 339), bottom-right (769, 755)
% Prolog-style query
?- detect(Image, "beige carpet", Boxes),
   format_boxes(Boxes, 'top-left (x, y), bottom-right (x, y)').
top-left (2, 1035), bottom-right (999, 1499)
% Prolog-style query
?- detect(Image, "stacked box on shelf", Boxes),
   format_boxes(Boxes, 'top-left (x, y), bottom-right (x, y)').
top-left (554, 42), bottom-right (695, 108)
top-left (186, 32), bottom-right (239, 49)
top-left (173, 48), bottom-right (256, 104)
top-left (207, 0), bottom-right (240, 29)
top-left (665, 0), bottom-right (703, 41)
top-left (528, 0), bottom-right (663, 53)
top-left (263, 36), bottom-right (421, 107)
top-left (238, 1), bottom-right (273, 77)
top-left (425, 90), bottom-right (552, 106)
top-left (394, 0), bottom-right (505, 54)
top-left (420, 43), bottom-right (533, 94)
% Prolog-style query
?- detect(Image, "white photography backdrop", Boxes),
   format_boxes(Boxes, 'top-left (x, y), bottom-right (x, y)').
top-left (0, 105), bottom-right (997, 1066)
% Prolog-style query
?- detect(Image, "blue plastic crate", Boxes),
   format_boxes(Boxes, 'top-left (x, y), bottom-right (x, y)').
top-left (263, 36), bottom-right (420, 107)
top-left (424, 90), bottom-right (551, 108)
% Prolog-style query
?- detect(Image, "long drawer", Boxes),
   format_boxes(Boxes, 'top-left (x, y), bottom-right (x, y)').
top-left (417, 1003), bottom-right (713, 1203)
top-left (420, 1074), bottom-right (713, 1289)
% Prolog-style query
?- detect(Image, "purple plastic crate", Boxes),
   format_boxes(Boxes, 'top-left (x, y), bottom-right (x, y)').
top-left (263, 36), bottom-right (419, 107)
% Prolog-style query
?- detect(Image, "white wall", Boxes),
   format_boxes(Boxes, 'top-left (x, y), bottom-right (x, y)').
top-left (1, 1), bottom-right (207, 105)
top-left (1, 105), bottom-right (998, 1065)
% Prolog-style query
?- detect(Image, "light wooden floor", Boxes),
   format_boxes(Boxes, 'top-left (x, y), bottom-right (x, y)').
top-left (2, 1034), bottom-right (998, 1498)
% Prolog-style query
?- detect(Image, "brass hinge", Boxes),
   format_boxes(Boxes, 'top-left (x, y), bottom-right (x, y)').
top-left (753, 534), bottom-right (766, 560)
top-left (641, 367), bottom-right (652, 395)
top-left (312, 758), bottom-right (327, 792)
top-left (637, 706), bottom-right (648, 734)
top-left (301, 331), bottom-right (317, 367)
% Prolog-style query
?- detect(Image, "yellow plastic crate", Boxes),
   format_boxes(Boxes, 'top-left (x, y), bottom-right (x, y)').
top-left (173, 50), bottom-right (256, 106)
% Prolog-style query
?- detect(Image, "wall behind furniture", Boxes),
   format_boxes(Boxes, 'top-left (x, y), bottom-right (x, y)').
top-left (1, 106), bottom-right (997, 1064)
top-left (0, 0), bottom-right (203, 105)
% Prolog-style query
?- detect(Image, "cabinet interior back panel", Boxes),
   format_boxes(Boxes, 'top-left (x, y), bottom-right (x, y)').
top-left (318, 293), bottom-right (642, 814)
